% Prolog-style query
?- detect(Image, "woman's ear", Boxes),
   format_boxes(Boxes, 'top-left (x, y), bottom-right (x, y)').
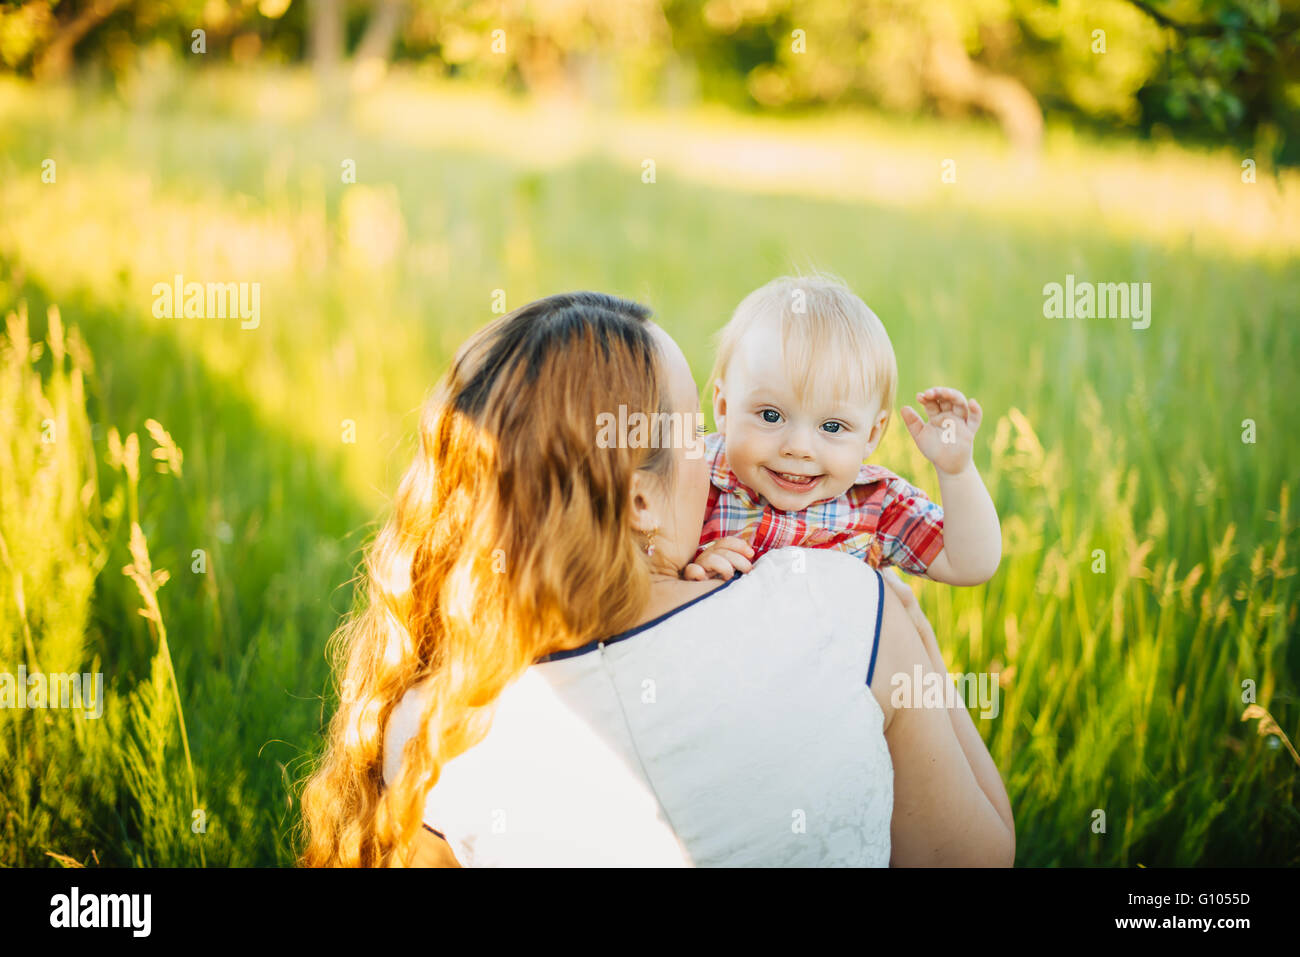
top-left (627, 469), bottom-right (662, 534)
top-left (712, 382), bottom-right (726, 429)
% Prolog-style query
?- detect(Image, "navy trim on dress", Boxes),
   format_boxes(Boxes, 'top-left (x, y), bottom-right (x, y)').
top-left (865, 568), bottom-right (884, 686)
top-left (422, 822), bottom-right (447, 841)
top-left (534, 571), bottom-right (743, 664)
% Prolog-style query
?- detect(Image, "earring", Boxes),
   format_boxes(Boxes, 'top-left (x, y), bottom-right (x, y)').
top-left (644, 527), bottom-right (657, 557)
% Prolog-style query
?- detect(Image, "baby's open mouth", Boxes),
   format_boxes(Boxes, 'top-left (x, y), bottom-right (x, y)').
top-left (764, 467), bottom-right (822, 492)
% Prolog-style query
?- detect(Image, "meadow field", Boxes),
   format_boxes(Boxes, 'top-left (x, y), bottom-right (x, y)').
top-left (1, 66), bottom-right (1297, 867)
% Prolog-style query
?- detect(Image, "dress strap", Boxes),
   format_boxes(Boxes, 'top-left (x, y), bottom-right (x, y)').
top-left (865, 568), bottom-right (884, 686)
top-left (421, 822), bottom-right (447, 841)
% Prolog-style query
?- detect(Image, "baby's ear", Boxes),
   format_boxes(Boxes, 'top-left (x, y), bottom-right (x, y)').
top-left (864, 408), bottom-right (891, 452)
top-left (712, 382), bottom-right (727, 427)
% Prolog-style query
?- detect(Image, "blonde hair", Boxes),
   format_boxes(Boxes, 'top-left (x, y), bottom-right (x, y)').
top-left (711, 272), bottom-right (897, 423)
top-left (300, 292), bottom-right (672, 867)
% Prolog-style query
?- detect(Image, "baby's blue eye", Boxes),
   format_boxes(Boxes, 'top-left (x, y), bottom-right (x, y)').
top-left (760, 409), bottom-right (781, 424)
top-left (822, 421), bottom-right (843, 434)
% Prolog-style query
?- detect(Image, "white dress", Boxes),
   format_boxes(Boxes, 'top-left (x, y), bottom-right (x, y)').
top-left (382, 547), bottom-right (894, 866)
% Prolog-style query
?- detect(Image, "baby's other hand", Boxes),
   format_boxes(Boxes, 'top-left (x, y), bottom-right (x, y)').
top-left (900, 387), bottom-right (983, 476)
top-left (684, 537), bottom-right (755, 581)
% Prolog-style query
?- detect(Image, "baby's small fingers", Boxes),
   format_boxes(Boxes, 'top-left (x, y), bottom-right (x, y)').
top-left (936, 387), bottom-right (968, 416)
top-left (694, 551), bottom-right (737, 579)
top-left (968, 397), bottom-right (983, 430)
top-left (900, 405), bottom-right (926, 438)
top-left (711, 536), bottom-right (755, 558)
top-left (713, 547), bottom-right (753, 573)
top-left (683, 562), bottom-right (707, 582)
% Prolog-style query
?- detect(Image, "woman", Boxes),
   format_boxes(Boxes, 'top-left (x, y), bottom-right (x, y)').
top-left (300, 291), bottom-right (1014, 866)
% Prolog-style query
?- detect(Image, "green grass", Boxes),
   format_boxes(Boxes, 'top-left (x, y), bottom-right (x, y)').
top-left (0, 67), bottom-right (1297, 867)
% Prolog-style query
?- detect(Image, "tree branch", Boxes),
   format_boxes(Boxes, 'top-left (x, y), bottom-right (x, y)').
top-left (1126, 0), bottom-right (1300, 40)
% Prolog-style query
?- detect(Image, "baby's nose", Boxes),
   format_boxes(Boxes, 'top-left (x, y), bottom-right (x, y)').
top-left (780, 431), bottom-right (816, 458)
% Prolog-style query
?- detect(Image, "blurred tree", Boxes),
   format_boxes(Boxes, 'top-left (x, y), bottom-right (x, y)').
top-left (670, 1), bottom-right (1035, 145)
top-left (0, 0), bottom-right (1294, 161)
top-left (353, 0), bottom-right (406, 83)
top-left (38, 0), bottom-right (126, 79)
top-left (308, 0), bottom-right (345, 76)
top-left (5, 0), bottom-right (127, 79)
top-left (665, 0), bottom-right (1166, 151)
top-left (1125, 0), bottom-right (1300, 163)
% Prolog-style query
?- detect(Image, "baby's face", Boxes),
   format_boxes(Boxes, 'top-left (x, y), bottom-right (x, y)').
top-left (714, 323), bottom-right (887, 512)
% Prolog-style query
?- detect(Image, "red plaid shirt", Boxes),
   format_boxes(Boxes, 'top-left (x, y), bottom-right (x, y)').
top-left (698, 432), bottom-right (945, 574)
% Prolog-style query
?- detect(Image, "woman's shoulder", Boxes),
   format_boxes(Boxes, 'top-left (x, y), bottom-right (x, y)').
top-left (627, 548), bottom-right (881, 649)
top-left (750, 544), bottom-right (880, 579)
top-left (743, 546), bottom-right (886, 620)
top-left (635, 547), bottom-right (889, 695)
top-left (741, 548), bottom-right (902, 714)
top-left (605, 546), bottom-right (895, 865)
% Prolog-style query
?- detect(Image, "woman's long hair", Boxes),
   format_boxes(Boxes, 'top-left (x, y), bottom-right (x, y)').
top-left (300, 292), bottom-right (672, 866)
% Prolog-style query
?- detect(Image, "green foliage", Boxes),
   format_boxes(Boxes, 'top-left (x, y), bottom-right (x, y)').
top-left (0, 302), bottom-right (210, 867)
top-left (0, 300), bottom-right (282, 867)
top-left (0, 302), bottom-right (116, 866)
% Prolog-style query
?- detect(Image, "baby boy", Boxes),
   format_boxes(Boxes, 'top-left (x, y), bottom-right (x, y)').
top-left (684, 274), bottom-right (1001, 585)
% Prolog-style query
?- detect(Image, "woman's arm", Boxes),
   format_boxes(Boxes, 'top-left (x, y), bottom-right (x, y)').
top-left (881, 570), bottom-right (1015, 844)
top-left (871, 575), bottom-right (1015, 866)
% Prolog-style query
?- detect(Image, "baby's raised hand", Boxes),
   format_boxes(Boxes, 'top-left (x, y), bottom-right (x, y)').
top-left (684, 537), bottom-right (755, 581)
top-left (900, 387), bottom-right (983, 476)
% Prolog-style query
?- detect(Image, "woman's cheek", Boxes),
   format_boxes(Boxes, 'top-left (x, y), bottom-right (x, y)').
top-left (681, 460), bottom-right (710, 560)
top-left (683, 446), bottom-right (709, 516)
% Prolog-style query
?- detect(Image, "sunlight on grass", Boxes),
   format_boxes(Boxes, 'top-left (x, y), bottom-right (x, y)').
top-left (343, 72), bottom-right (1300, 259)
